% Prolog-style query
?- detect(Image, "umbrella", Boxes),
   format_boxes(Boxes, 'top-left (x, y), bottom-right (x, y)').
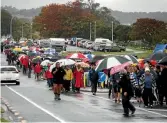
top-left (66, 53), bottom-right (86, 59)
top-left (13, 47), bottom-right (22, 52)
top-left (90, 55), bottom-right (106, 63)
top-left (27, 51), bottom-right (37, 57)
top-left (75, 62), bottom-right (90, 68)
top-left (32, 56), bottom-right (42, 63)
top-left (123, 55), bottom-right (138, 63)
top-left (96, 56), bottom-right (132, 71)
top-left (21, 46), bottom-right (29, 51)
top-left (55, 59), bottom-right (76, 66)
top-left (158, 56), bottom-right (167, 65)
top-left (84, 54), bottom-right (95, 60)
top-left (149, 51), bottom-right (167, 61)
top-left (41, 60), bottom-right (51, 66)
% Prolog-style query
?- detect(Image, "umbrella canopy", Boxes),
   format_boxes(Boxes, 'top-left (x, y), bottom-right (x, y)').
top-left (149, 51), bottom-right (167, 61)
top-left (21, 46), bottom-right (29, 51)
top-left (13, 47), bottom-right (22, 52)
top-left (158, 56), bottom-right (167, 65)
top-left (32, 56), bottom-right (42, 63)
top-left (66, 53), bottom-right (86, 59)
top-left (55, 59), bottom-right (76, 66)
top-left (27, 51), bottom-right (37, 57)
top-left (75, 62), bottom-right (90, 68)
top-left (41, 60), bottom-right (50, 66)
top-left (123, 55), bottom-right (138, 63)
top-left (96, 56), bottom-right (132, 71)
top-left (84, 54), bottom-right (95, 60)
top-left (90, 55), bottom-right (106, 63)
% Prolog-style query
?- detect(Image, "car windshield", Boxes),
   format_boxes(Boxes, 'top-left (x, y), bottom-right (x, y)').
top-left (1, 67), bottom-right (16, 71)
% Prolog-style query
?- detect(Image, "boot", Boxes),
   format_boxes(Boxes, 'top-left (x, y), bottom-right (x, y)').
top-left (58, 94), bottom-right (61, 100)
top-left (54, 93), bottom-right (58, 100)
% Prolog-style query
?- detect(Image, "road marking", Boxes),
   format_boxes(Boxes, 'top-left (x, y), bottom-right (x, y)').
top-left (81, 92), bottom-right (167, 118)
top-left (5, 85), bottom-right (66, 123)
top-left (148, 109), bottom-right (167, 112)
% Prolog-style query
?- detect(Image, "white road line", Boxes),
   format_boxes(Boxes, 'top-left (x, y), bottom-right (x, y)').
top-left (81, 92), bottom-right (167, 118)
top-left (148, 109), bottom-right (167, 112)
top-left (5, 85), bottom-right (66, 123)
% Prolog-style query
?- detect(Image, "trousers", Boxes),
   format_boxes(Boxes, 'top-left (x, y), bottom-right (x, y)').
top-left (122, 95), bottom-right (135, 114)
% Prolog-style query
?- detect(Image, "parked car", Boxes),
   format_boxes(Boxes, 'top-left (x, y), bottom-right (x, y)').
top-left (85, 42), bottom-right (93, 49)
top-left (109, 45), bottom-right (126, 52)
top-left (1, 66), bottom-right (20, 85)
top-left (79, 40), bottom-right (87, 47)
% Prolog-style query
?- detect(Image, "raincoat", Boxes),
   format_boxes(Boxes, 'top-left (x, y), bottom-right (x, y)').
top-left (45, 66), bottom-right (53, 79)
top-left (22, 58), bottom-right (28, 68)
top-left (34, 64), bottom-right (42, 74)
top-left (73, 68), bottom-right (84, 88)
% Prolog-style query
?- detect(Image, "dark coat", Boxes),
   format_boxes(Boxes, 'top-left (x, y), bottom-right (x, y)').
top-left (52, 67), bottom-right (66, 84)
top-left (119, 74), bottom-right (134, 97)
top-left (88, 69), bottom-right (98, 83)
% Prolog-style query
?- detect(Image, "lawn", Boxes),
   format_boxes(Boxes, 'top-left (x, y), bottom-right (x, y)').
top-left (61, 50), bottom-right (152, 58)
top-left (1, 107), bottom-right (9, 122)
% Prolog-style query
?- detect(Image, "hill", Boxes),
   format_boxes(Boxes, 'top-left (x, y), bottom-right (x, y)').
top-left (1, 6), bottom-right (167, 24)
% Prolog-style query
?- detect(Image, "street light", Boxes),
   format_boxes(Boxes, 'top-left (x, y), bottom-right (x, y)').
top-left (10, 16), bottom-right (15, 38)
top-left (111, 21), bottom-right (114, 42)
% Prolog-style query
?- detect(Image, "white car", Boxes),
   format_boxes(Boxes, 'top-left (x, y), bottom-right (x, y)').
top-left (86, 42), bottom-right (93, 49)
top-left (0, 66), bottom-right (20, 85)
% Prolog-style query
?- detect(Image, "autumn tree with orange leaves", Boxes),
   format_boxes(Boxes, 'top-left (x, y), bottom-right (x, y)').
top-left (129, 18), bottom-right (167, 44)
top-left (33, 0), bottom-right (95, 38)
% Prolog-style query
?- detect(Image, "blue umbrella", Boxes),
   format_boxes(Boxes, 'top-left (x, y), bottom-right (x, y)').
top-left (85, 54), bottom-right (94, 60)
top-left (98, 72), bottom-right (106, 83)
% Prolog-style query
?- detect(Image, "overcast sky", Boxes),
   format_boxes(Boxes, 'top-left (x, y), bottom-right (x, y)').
top-left (1, 0), bottom-right (167, 12)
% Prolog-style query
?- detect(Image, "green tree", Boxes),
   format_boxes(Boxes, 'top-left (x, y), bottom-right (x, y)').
top-left (1, 9), bottom-right (12, 36)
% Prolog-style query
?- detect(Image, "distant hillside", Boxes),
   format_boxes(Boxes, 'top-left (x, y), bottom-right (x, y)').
top-left (2, 6), bottom-right (167, 24)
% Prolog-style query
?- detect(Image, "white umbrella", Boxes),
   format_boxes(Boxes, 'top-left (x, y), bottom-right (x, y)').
top-left (123, 55), bottom-right (138, 63)
top-left (49, 59), bottom-right (76, 72)
top-left (40, 60), bottom-right (50, 66)
top-left (96, 56), bottom-right (132, 71)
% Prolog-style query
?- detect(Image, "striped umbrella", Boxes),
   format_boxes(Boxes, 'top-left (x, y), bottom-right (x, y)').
top-left (66, 53), bottom-right (86, 59)
top-left (96, 56), bottom-right (132, 71)
top-left (123, 55), bottom-right (138, 63)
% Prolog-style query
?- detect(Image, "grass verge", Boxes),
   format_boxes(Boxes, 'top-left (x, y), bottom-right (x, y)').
top-left (1, 107), bottom-right (9, 122)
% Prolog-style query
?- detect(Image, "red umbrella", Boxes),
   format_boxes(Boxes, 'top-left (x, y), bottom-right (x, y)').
top-left (82, 58), bottom-right (89, 63)
top-left (66, 53), bottom-right (86, 59)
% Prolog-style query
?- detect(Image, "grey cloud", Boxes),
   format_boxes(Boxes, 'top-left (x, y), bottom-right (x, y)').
top-left (1, 0), bottom-right (167, 12)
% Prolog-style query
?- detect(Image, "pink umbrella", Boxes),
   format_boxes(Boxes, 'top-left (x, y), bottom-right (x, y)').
top-left (66, 53), bottom-right (86, 59)
top-left (110, 62), bottom-right (131, 75)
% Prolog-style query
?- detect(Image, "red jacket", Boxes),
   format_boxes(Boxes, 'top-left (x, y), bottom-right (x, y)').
top-left (45, 70), bottom-right (53, 79)
top-left (22, 58), bottom-right (28, 68)
top-left (34, 64), bottom-right (42, 74)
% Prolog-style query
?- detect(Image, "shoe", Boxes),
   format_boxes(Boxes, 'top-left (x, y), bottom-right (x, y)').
top-left (93, 93), bottom-right (96, 95)
top-left (144, 105), bottom-right (148, 108)
top-left (58, 95), bottom-right (61, 100)
top-left (131, 109), bottom-right (136, 115)
top-left (123, 113), bottom-right (129, 117)
top-left (54, 94), bottom-right (58, 100)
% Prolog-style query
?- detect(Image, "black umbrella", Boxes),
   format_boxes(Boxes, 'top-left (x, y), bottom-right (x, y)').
top-left (90, 55), bottom-right (106, 63)
top-left (158, 56), bottom-right (167, 65)
top-left (149, 52), bottom-right (167, 61)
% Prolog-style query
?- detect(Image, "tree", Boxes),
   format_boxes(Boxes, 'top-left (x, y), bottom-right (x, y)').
top-left (1, 9), bottom-right (12, 36)
top-left (129, 18), bottom-right (167, 44)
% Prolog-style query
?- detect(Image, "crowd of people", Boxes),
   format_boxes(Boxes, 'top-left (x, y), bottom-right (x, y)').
top-left (2, 43), bottom-right (167, 117)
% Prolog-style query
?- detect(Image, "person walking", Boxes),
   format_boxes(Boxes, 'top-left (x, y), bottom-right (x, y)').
top-left (139, 67), bottom-right (156, 108)
top-left (64, 65), bottom-right (73, 92)
top-left (88, 63), bottom-right (99, 95)
top-left (34, 63), bottom-right (42, 81)
top-left (119, 69), bottom-right (136, 117)
top-left (73, 64), bottom-right (84, 93)
top-left (52, 62), bottom-right (66, 100)
top-left (28, 59), bottom-right (32, 78)
top-left (45, 64), bottom-right (53, 90)
top-left (22, 57), bottom-right (28, 74)
top-left (159, 65), bottom-right (167, 106)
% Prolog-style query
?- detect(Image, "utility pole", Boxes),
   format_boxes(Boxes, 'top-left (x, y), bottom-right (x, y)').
top-left (31, 23), bottom-right (33, 39)
top-left (21, 24), bottom-right (24, 38)
top-left (94, 21), bottom-right (96, 41)
top-left (90, 22), bottom-right (92, 41)
top-left (112, 21), bottom-right (114, 42)
top-left (10, 16), bottom-right (14, 38)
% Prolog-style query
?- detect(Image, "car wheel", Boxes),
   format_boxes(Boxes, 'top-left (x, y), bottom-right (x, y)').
top-left (16, 82), bottom-right (20, 85)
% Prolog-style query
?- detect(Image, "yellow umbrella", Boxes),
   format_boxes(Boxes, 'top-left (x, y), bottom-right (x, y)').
top-left (13, 47), bottom-right (22, 52)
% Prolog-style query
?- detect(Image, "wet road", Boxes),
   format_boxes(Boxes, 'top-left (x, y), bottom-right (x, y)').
top-left (1, 54), bottom-right (167, 122)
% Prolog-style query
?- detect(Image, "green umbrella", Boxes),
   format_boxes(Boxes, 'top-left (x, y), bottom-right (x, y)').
top-left (96, 56), bottom-right (131, 71)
